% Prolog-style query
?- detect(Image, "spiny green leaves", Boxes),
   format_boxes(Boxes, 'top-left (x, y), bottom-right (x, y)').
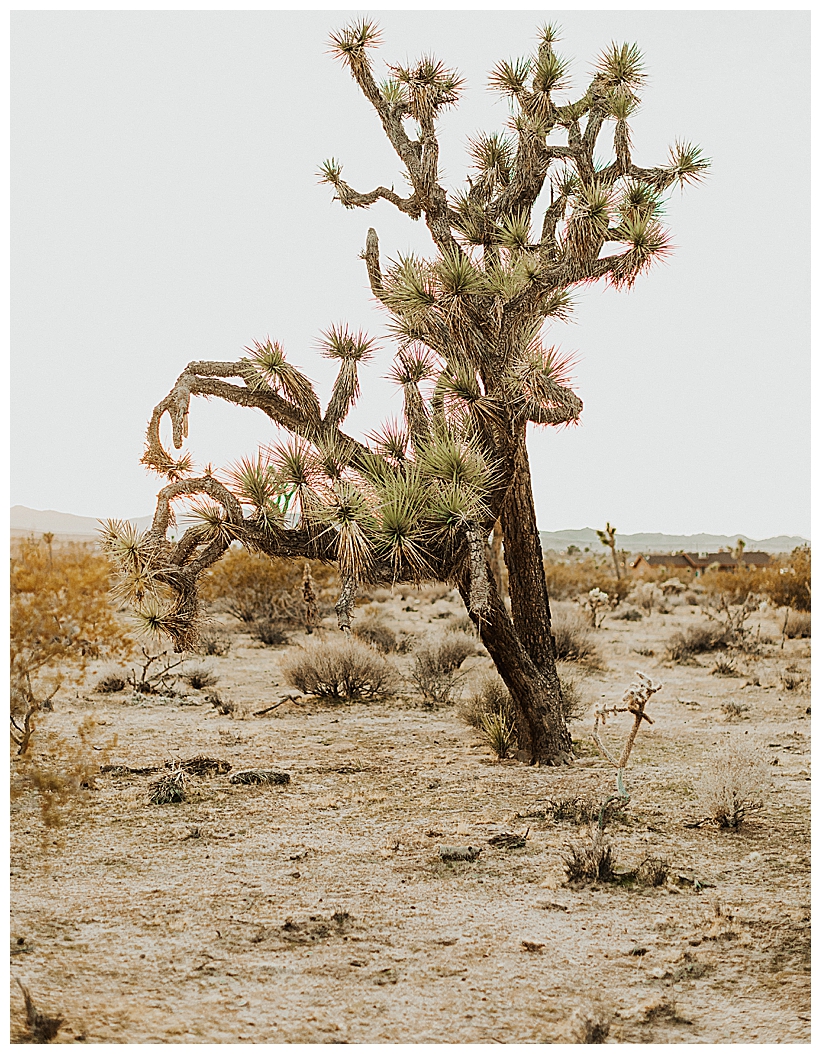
top-left (665, 140), bottom-right (710, 188)
top-left (367, 420), bottom-right (409, 464)
top-left (317, 158), bottom-right (343, 185)
top-left (383, 254), bottom-right (437, 318)
top-left (241, 340), bottom-right (321, 423)
top-left (225, 455), bottom-right (284, 531)
top-left (532, 50), bottom-right (571, 97)
top-left (497, 210), bottom-right (532, 252)
top-left (182, 500), bottom-right (244, 547)
top-left (468, 131), bottom-right (514, 186)
top-left (610, 215), bottom-right (672, 287)
top-left (99, 519), bottom-right (148, 571)
top-left (374, 468), bottom-right (431, 578)
top-left (417, 432), bottom-right (494, 491)
top-left (434, 251), bottom-right (485, 299)
top-left (318, 324), bottom-right (377, 363)
top-left (388, 56), bottom-right (464, 122)
top-left (594, 42), bottom-right (646, 93)
top-left (328, 19), bottom-right (382, 68)
top-left (507, 342), bottom-right (582, 425)
top-left (617, 181), bottom-right (664, 224)
top-left (488, 57), bottom-right (532, 97)
top-left (387, 345), bottom-right (438, 388)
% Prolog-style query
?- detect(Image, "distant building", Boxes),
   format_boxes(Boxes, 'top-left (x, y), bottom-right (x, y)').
top-left (631, 551), bottom-right (771, 574)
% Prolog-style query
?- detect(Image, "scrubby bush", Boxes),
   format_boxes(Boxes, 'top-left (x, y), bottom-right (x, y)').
top-left (696, 739), bottom-right (767, 828)
top-left (480, 709), bottom-right (517, 759)
top-left (182, 664), bottom-right (219, 690)
top-left (409, 631), bottom-right (480, 704)
top-left (10, 539), bottom-right (132, 754)
top-left (665, 623), bottom-right (733, 662)
top-left (460, 671), bottom-right (516, 729)
top-left (543, 554), bottom-right (621, 602)
top-left (199, 547), bottom-right (338, 625)
top-left (562, 828), bottom-right (617, 884)
top-left (551, 608), bottom-right (602, 667)
top-left (94, 669), bottom-right (127, 694)
top-left (353, 615), bottom-right (400, 654)
top-left (558, 666), bottom-right (587, 722)
top-left (612, 607), bottom-right (643, 621)
top-left (764, 546), bottom-right (810, 612)
top-left (251, 619), bottom-right (290, 646)
top-left (783, 610), bottom-right (811, 639)
top-left (282, 638), bottom-right (398, 701)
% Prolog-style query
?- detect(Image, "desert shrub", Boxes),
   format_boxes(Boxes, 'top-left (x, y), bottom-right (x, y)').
top-left (480, 709), bottom-right (517, 759)
top-left (562, 828), bottom-right (617, 884)
top-left (682, 591), bottom-right (700, 606)
top-left (635, 856), bottom-right (670, 887)
top-left (763, 546), bottom-right (810, 612)
top-left (197, 627), bottom-right (231, 655)
top-left (460, 671), bottom-right (515, 728)
top-left (15, 980), bottom-right (64, 1044)
top-left (612, 607), bottom-right (643, 621)
top-left (543, 554), bottom-right (618, 601)
top-left (665, 623), bottom-right (732, 662)
top-left (783, 611), bottom-right (811, 639)
top-left (282, 638), bottom-right (398, 701)
top-left (721, 700), bottom-right (750, 720)
top-left (409, 631), bottom-right (480, 704)
top-left (780, 669), bottom-right (804, 691)
top-left (699, 564), bottom-right (769, 604)
top-left (251, 619), bottom-right (290, 646)
top-left (182, 664), bottom-right (219, 690)
top-left (353, 615), bottom-right (400, 654)
top-left (631, 581), bottom-right (664, 614)
top-left (696, 739), bottom-right (767, 828)
top-left (10, 539), bottom-right (132, 754)
top-left (94, 669), bottom-right (127, 693)
top-left (199, 547), bottom-right (339, 624)
top-left (552, 608), bottom-right (602, 667)
top-left (710, 654), bottom-right (739, 677)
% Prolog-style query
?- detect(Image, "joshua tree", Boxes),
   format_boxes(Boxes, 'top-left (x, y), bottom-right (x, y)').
top-left (596, 522), bottom-right (621, 579)
top-left (104, 20), bottom-right (707, 764)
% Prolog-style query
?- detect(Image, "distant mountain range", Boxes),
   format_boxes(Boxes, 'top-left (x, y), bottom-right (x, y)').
top-left (11, 505), bottom-right (153, 540)
top-left (539, 528), bottom-right (808, 555)
top-left (10, 506), bottom-right (808, 554)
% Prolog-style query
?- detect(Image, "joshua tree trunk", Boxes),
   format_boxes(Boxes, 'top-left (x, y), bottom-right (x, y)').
top-left (459, 570), bottom-right (572, 764)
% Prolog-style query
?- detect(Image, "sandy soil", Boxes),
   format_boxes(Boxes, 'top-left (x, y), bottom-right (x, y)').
top-left (10, 589), bottom-right (811, 1043)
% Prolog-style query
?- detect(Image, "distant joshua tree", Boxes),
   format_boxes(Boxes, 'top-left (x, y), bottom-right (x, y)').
top-left (597, 522), bottom-right (621, 579)
top-left (104, 20), bottom-right (707, 764)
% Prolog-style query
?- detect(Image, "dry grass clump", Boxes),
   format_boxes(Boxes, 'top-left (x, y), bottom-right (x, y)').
top-left (562, 828), bottom-right (617, 884)
top-left (558, 667), bottom-right (587, 722)
top-left (710, 654), bottom-right (740, 677)
top-left (696, 739), bottom-right (767, 828)
top-left (551, 608), bottom-right (602, 666)
top-left (783, 611), bottom-right (811, 639)
top-left (665, 622), bottom-right (732, 662)
top-left (182, 663), bottom-right (219, 690)
top-left (229, 769), bottom-right (290, 785)
top-left (409, 631), bottom-right (480, 704)
top-left (720, 700), bottom-right (750, 720)
top-left (282, 638), bottom-right (398, 701)
top-left (148, 768), bottom-right (188, 805)
top-left (635, 856), bottom-right (670, 887)
top-left (612, 607), bottom-right (643, 621)
top-left (94, 669), bottom-right (127, 693)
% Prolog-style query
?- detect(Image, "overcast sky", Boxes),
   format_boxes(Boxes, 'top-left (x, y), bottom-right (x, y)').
top-left (11, 9), bottom-right (810, 538)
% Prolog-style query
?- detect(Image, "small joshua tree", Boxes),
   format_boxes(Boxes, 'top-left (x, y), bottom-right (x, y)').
top-left (104, 19), bottom-right (707, 765)
top-left (596, 522), bottom-right (621, 579)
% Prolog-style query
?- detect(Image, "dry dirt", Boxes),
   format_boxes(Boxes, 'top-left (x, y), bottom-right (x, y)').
top-left (10, 588), bottom-right (811, 1043)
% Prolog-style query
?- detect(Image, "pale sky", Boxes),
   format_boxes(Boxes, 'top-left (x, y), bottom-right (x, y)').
top-left (11, 9), bottom-right (810, 538)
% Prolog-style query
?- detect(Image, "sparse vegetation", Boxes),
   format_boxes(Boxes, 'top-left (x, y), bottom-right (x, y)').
top-left (148, 768), bottom-right (188, 805)
top-left (182, 664), bottom-right (219, 690)
top-left (783, 610), bottom-right (811, 639)
top-left (251, 619), bottom-right (291, 647)
top-left (94, 669), bottom-right (127, 694)
top-left (562, 828), bottom-right (618, 884)
top-left (720, 700), bottom-right (750, 720)
top-left (696, 739), bottom-right (767, 828)
top-left (197, 627), bottom-right (232, 656)
top-left (665, 623), bottom-right (732, 662)
top-left (282, 638), bottom-right (398, 701)
top-left (480, 708), bottom-right (517, 759)
top-left (409, 631), bottom-right (480, 704)
top-left (552, 608), bottom-right (602, 666)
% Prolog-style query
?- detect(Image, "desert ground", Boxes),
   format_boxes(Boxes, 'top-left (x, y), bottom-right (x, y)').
top-left (10, 586), bottom-right (811, 1044)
